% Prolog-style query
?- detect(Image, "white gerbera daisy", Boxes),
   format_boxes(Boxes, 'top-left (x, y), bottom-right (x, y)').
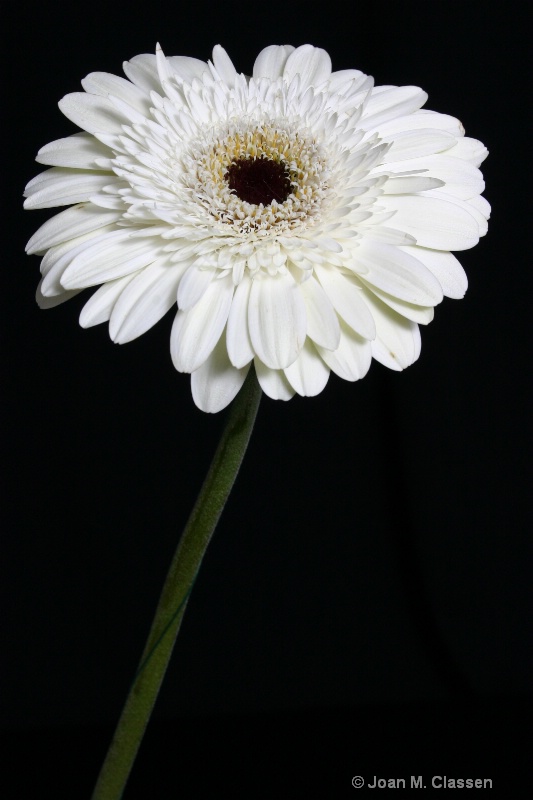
top-left (25, 44), bottom-right (489, 412)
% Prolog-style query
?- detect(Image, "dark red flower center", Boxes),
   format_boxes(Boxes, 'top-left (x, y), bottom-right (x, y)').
top-left (225, 157), bottom-right (292, 205)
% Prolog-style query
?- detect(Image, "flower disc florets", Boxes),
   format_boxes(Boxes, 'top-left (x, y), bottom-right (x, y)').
top-left (192, 119), bottom-right (331, 238)
top-left (24, 44), bottom-right (489, 411)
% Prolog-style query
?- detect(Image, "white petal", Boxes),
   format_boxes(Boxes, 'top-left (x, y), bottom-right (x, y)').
top-left (399, 246), bottom-right (468, 299)
top-left (191, 336), bottom-right (250, 413)
top-left (253, 45), bottom-right (295, 80)
top-left (317, 320), bottom-right (372, 381)
top-left (88, 191), bottom-right (127, 211)
top-left (362, 290), bottom-right (421, 370)
top-left (284, 340), bottom-right (330, 397)
top-left (171, 273), bottom-right (234, 373)
top-left (466, 194), bottom-right (491, 228)
top-left (24, 169), bottom-right (114, 209)
top-left (355, 240), bottom-right (443, 305)
top-left (212, 45), bottom-right (238, 87)
top-left (248, 272), bottom-right (307, 370)
top-left (58, 92), bottom-right (127, 135)
top-left (382, 176), bottom-right (444, 193)
top-left (314, 264), bottom-right (376, 340)
top-left (36, 133), bottom-right (111, 169)
top-left (183, 89), bottom-right (213, 125)
top-left (375, 154), bottom-right (484, 200)
top-left (36, 279), bottom-right (82, 309)
top-left (109, 256), bottom-right (185, 343)
top-left (425, 191), bottom-right (489, 238)
top-left (40, 226), bottom-right (117, 295)
top-left (81, 72), bottom-right (152, 115)
top-left (283, 45), bottom-right (332, 88)
top-left (254, 358), bottom-right (295, 400)
top-left (61, 229), bottom-right (163, 288)
top-left (365, 288), bottom-right (435, 324)
top-left (226, 274), bottom-right (254, 368)
top-left (26, 204), bottom-right (121, 254)
top-left (167, 56), bottom-right (209, 82)
top-left (444, 137), bottom-right (488, 167)
top-left (328, 69), bottom-right (370, 94)
top-left (155, 44), bottom-right (174, 86)
top-left (79, 273), bottom-right (138, 327)
top-left (380, 195), bottom-right (481, 250)
top-left (177, 266), bottom-right (215, 310)
top-left (299, 275), bottom-right (340, 350)
top-left (360, 86), bottom-right (428, 130)
top-left (41, 257), bottom-right (76, 296)
top-left (373, 110), bottom-right (464, 139)
top-left (360, 226), bottom-right (417, 245)
top-left (123, 55), bottom-right (161, 93)
top-left (381, 129), bottom-right (456, 163)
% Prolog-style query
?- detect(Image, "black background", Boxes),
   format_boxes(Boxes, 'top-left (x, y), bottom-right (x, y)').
top-left (2, 0), bottom-right (531, 797)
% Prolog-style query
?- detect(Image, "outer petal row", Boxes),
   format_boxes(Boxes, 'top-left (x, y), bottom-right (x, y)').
top-left (191, 336), bottom-right (250, 413)
top-left (252, 45), bottom-right (295, 81)
top-left (248, 272), bottom-right (307, 370)
top-left (171, 274), bottom-right (234, 373)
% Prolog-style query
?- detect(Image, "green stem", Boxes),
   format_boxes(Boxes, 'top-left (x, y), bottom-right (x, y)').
top-left (91, 368), bottom-right (262, 800)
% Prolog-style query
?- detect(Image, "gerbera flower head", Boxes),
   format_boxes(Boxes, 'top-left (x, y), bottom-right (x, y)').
top-left (25, 44), bottom-right (489, 412)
